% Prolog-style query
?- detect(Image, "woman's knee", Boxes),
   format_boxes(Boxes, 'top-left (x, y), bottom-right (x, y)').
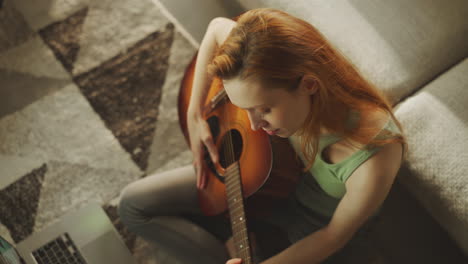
top-left (117, 181), bottom-right (148, 229)
top-left (117, 166), bottom-right (199, 228)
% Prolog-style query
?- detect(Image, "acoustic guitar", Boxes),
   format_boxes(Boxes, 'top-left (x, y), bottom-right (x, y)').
top-left (177, 53), bottom-right (303, 263)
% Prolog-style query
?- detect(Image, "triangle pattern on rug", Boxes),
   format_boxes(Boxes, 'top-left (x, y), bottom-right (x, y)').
top-left (0, 164), bottom-right (47, 243)
top-left (39, 7), bottom-right (89, 73)
top-left (73, 23), bottom-right (175, 170)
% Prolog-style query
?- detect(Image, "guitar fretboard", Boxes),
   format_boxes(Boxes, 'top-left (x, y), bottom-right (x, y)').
top-left (225, 162), bottom-right (253, 264)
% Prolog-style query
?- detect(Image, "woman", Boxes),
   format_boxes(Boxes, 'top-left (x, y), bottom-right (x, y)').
top-left (118, 8), bottom-right (407, 264)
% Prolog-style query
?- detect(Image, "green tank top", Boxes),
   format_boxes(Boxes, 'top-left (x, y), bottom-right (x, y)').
top-left (288, 112), bottom-right (401, 218)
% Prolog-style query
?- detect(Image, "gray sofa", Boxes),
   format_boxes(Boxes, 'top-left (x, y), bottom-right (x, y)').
top-left (235, 0), bottom-right (468, 262)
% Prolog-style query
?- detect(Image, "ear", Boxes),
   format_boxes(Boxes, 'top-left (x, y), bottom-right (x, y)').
top-left (299, 75), bottom-right (318, 95)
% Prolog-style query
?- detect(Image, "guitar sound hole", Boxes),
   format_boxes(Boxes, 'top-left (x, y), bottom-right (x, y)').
top-left (219, 129), bottom-right (243, 169)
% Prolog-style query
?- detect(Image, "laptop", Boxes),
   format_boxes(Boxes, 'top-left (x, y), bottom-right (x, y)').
top-left (1, 202), bottom-right (135, 264)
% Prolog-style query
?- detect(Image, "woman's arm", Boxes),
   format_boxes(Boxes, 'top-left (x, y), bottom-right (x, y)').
top-left (262, 142), bottom-right (403, 264)
top-left (188, 17), bottom-right (236, 118)
top-left (187, 17), bottom-right (236, 189)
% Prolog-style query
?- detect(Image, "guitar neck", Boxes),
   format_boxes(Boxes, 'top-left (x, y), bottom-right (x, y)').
top-left (225, 162), bottom-right (253, 264)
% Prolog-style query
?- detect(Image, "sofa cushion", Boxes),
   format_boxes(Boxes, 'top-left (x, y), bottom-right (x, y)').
top-left (394, 57), bottom-right (468, 253)
top-left (237, 0), bottom-right (468, 104)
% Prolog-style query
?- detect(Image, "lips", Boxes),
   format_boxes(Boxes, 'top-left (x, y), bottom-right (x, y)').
top-left (264, 129), bottom-right (279, 135)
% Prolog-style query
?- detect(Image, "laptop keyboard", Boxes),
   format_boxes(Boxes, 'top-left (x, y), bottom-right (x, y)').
top-left (32, 233), bottom-right (86, 264)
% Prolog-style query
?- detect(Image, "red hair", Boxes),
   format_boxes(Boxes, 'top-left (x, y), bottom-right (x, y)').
top-left (207, 8), bottom-right (407, 171)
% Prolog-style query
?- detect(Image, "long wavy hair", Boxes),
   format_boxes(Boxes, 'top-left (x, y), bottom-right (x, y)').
top-left (207, 8), bottom-right (407, 171)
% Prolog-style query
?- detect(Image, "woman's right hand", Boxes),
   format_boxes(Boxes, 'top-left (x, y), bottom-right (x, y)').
top-left (187, 110), bottom-right (219, 190)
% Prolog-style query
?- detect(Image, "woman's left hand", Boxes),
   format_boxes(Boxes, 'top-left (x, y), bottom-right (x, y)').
top-left (226, 258), bottom-right (242, 264)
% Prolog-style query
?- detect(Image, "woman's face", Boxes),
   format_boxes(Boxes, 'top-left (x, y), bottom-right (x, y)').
top-left (223, 76), bottom-right (316, 138)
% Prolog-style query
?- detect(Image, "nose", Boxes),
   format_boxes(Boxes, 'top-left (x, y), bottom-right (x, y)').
top-left (246, 110), bottom-right (267, 131)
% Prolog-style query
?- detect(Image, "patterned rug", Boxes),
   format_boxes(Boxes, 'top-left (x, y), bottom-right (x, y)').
top-left (0, 0), bottom-right (197, 262)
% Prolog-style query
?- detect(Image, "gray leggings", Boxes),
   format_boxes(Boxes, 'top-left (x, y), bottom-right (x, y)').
top-left (117, 165), bottom-right (231, 263)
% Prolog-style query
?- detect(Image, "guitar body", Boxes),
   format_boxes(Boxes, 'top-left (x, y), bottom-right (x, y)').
top-left (178, 53), bottom-right (273, 216)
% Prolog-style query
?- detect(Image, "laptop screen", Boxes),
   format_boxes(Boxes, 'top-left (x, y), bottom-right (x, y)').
top-left (0, 236), bottom-right (25, 264)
